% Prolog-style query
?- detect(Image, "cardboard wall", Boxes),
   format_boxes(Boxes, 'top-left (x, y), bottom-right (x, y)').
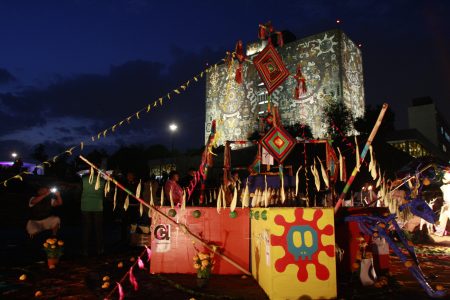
top-left (251, 207), bottom-right (337, 300)
top-left (150, 207), bottom-right (250, 275)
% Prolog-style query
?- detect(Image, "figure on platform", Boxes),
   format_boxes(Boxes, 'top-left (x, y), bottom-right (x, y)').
top-left (26, 185), bottom-right (63, 237)
top-left (180, 168), bottom-right (200, 205)
top-left (164, 170), bottom-right (183, 206)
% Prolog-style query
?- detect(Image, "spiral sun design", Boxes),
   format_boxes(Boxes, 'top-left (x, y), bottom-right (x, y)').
top-left (271, 209), bottom-right (335, 282)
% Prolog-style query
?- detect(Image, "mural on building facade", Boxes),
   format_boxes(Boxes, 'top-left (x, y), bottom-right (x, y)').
top-left (205, 29), bottom-right (365, 146)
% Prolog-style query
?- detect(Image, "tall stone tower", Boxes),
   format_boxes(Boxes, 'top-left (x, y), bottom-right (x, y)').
top-left (205, 29), bottom-right (365, 145)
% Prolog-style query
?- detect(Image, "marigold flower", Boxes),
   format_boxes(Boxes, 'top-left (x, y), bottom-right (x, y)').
top-left (43, 243), bottom-right (49, 248)
top-left (48, 239), bottom-right (56, 245)
top-left (51, 245), bottom-right (56, 249)
top-left (201, 260), bottom-right (209, 267)
top-left (194, 263), bottom-right (200, 269)
top-left (57, 241), bottom-right (64, 246)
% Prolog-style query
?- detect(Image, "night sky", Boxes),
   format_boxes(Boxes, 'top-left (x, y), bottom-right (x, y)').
top-left (0, 0), bottom-right (449, 160)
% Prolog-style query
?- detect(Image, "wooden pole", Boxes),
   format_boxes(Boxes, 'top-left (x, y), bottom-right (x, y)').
top-left (79, 155), bottom-right (251, 276)
top-left (334, 103), bottom-right (389, 214)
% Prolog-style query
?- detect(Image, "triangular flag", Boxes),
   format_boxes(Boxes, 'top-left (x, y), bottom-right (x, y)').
top-left (136, 180), bottom-right (142, 198)
top-left (129, 266), bottom-right (138, 291)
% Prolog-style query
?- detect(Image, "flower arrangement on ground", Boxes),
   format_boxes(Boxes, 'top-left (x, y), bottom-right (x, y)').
top-left (43, 238), bottom-right (64, 268)
top-left (193, 250), bottom-right (215, 279)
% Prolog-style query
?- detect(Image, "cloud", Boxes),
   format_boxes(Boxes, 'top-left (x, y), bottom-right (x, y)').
top-left (0, 47), bottom-right (225, 157)
top-left (0, 68), bottom-right (16, 85)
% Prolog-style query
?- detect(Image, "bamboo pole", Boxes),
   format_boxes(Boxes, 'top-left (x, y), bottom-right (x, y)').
top-left (79, 155), bottom-right (251, 276)
top-left (334, 103), bottom-right (389, 214)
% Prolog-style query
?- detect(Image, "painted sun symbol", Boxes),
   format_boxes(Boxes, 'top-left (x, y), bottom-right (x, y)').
top-left (313, 33), bottom-right (338, 56)
top-left (271, 208), bottom-right (335, 282)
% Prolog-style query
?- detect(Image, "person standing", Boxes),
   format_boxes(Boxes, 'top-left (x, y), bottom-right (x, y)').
top-left (164, 170), bottom-right (183, 206)
top-left (81, 172), bottom-right (105, 256)
top-left (26, 185), bottom-right (63, 237)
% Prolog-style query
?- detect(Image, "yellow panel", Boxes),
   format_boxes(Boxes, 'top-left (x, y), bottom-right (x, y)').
top-left (251, 208), bottom-right (337, 299)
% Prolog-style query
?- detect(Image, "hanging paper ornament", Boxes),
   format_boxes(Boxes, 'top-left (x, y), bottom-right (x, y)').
top-left (145, 245), bottom-right (152, 262)
top-left (160, 187), bottom-right (164, 207)
top-left (311, 160), bottom-right (321, 191)
top-left (318, 157), bottom-right (329, 189)
top-left (230, 186), bottom-right (238, 212)
top-left (113, 185), bottom-right (118, 211)
top-left (129, 266), bottom-right (138, 291)
top-left (169, 189), bottom-right (174, 208)
top-left (251, 189), bottom-right (258, 207)
top-left (234, 40), bottom-right (246, 84)
top-left (337, 147), bottom-right (344, 182)
top-left (242, 181), bottom-right (250, 208)
top-left (221, 187), bottom-right (227, 208)
top-left (104, 179), bottom-right (110, 197)
top-left (371, 162), bottom-right (378, 180)
top-left (217, 186), bottom-right (222, 214)
top-left (94, 172), bottom-right (101, 190)
top-left (181, 190), bottom-right (186, 211)
top-left (136, 180), bottom-right (142, 198)
top-left (116, 282), bottom-right (125, 300)
top-left (280, 178), bottom-right (286, 204)
top-left (261, 125), bottom-right (296, 163)
top-left (293, 64), bottom-right (307, 99)
top-left (253, 43), bottom-right (289, 95)
top-left (295, 165), bottom-right (302, 196)
top-left (368, 145), bottom-right (375, 173)
top-left (89, 167), bottom-right (94, 184)
top-left (376, 167), bottom-right (382, 188)
top-left (124, 195), bottom-right (129, 211)
top-left (137, 257), bottom-right (145, 270)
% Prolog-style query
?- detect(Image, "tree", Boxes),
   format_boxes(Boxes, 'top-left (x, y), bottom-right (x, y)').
top-left (323, 100), bottom-right (354, 139)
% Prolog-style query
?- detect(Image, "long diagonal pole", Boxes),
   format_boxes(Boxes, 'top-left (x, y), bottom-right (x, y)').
top-left (79, 155), bottom-right (251, 276)
top-left (334, 103), bottom-right (389, 214)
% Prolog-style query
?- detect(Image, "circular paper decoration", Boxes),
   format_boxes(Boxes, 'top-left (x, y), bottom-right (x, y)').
top-left (192, 210), bottom-right (201, 218)
top-left (168, 209), bottom-right (177, 217)
top-left (254, 211), bottom-right (260, 220)
top-left (229, 211), bottom-right (237, 218)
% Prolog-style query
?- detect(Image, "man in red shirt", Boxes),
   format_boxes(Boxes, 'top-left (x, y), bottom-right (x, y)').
top-left (164, 171), bottom-right (183, 206)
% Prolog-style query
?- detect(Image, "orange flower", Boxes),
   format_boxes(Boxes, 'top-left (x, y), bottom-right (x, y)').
top-left (57, 240), bottom-right (64, 246)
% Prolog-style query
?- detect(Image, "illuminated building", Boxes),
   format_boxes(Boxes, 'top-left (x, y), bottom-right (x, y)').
top-left (205, 29), bottom-right (365, 146)
top-left (386, 97), bottom-right (450, 161)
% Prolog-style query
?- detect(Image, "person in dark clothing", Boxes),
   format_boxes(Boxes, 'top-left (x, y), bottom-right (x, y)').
top-left (119, 171), bottom-right (139, 245)
top-left (180, 168), bottom-right (200, 206)
top-left (26, 186), bottom-right (63, 237)
top-left (81, 172), bottom-right (105, 256)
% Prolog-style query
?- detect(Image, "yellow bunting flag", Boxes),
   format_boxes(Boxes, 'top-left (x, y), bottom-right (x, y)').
top-left (146, 104), bottom-right (151, 112)
top-left (136, 112), bottom-right (140, 119)
top-left (80, 142), bottom-right (84, 150)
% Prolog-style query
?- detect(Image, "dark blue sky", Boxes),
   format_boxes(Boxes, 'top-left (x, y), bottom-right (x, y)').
top-left (0, 0), bottom-right (449, 160)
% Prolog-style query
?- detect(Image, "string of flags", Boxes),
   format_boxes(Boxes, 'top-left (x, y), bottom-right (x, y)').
top-left (0, 62), bottom-right (221, 188)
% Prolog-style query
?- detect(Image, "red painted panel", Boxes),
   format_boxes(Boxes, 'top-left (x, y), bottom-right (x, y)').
top-left (150, 207), bottom-right (250, 274)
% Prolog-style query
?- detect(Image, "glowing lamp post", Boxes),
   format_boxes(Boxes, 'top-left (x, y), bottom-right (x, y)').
top-left (169, 123), bottom-right (178, 164)
top-left (11, 152), bottom-right (18, 159)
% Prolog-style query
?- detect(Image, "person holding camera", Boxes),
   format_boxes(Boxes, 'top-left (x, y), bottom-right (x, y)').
top-left (26, 185), bottom-right (63, 237)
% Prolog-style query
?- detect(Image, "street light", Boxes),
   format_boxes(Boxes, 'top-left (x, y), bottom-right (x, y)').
top-left (169, 123), bottom-right (178, 164)
top-left (11, 152), bottom-right (18, 159)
